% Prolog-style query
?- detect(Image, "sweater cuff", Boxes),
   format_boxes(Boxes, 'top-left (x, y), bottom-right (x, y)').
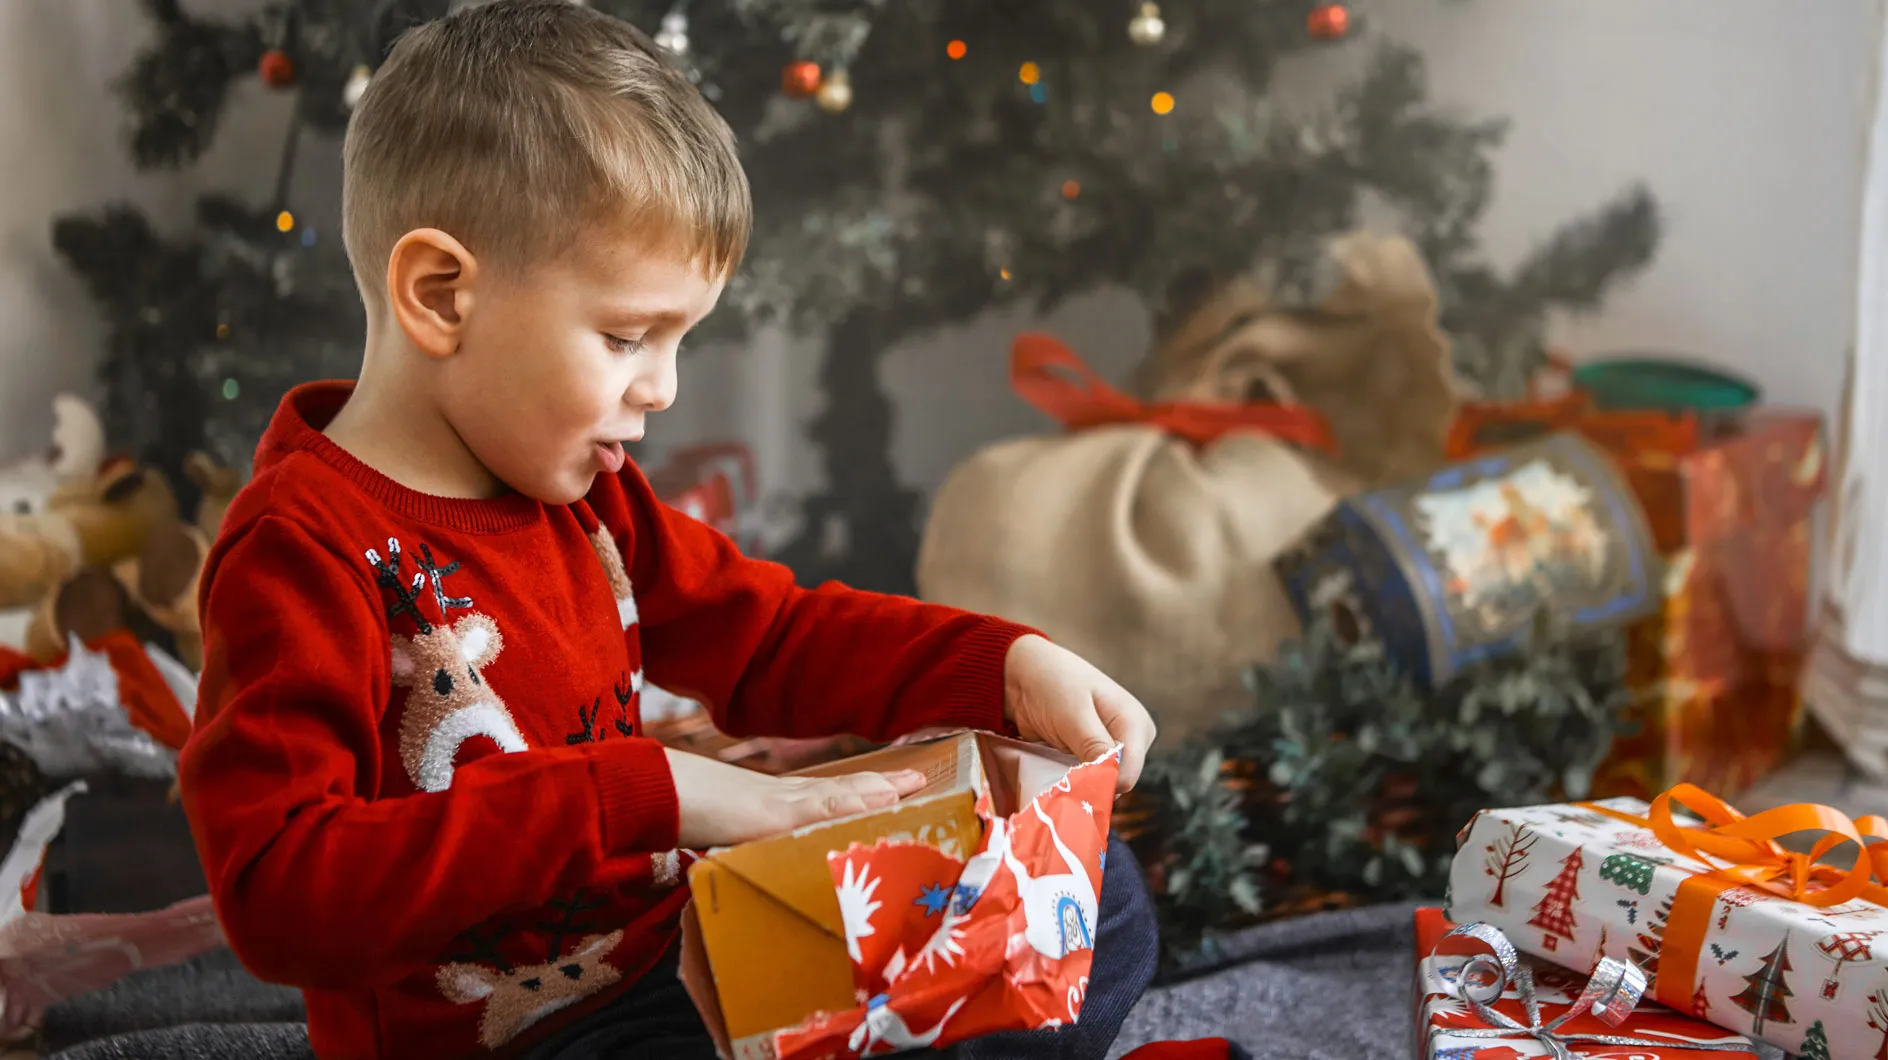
top-left (936, 618), bottom-right (1039, 738)
top-left (592, 737), bottom-right (682, 854)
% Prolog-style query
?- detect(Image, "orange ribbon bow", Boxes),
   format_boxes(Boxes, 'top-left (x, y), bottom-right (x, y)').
top-left (1009, 333), bottom-right (1338, 452)
top-left (1580, 784), bottom-right (1888, 1011)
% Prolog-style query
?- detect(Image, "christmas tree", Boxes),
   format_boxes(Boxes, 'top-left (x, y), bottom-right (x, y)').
top-left (1628, 893), bottom-right (1671, 989)
top-left (1798, 1019), bottom-right (1830, 1060)
top-left (59, 0), bottom-right (1660, 590)
top-left (1870, 987), bottom-right (1888, 1060)
top-left (1481, 821), bottom-right (1535, 909)
top-left (1597, 852), bottom-right (1664, 896)
top-left (1526, 846), bottom-right (1582, 951)
top-left (1730, 936), bottom-right (1795, 1039)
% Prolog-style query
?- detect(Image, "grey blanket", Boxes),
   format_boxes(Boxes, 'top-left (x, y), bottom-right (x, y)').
top-left (43, 905), bottom-right (1784, 1060)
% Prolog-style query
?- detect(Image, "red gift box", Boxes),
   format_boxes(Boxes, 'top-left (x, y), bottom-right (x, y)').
top-left (1413, 908), bottom-right (1757, 1059)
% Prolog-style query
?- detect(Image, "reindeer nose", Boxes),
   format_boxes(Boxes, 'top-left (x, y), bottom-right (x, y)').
top-left (560, 963), bottom-right (583, 980)
top-left (434, 669), bottom-right (453, 696)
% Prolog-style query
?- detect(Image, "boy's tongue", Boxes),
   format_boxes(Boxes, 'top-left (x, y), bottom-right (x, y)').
top-left (596, 440), bottom-right (626, 474)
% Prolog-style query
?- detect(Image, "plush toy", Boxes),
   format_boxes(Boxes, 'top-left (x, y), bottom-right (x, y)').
top-left (21, 455), bottom-right (240, 671)
top-left (0, 395), bottom-right (242, 670)
top-left (0, 397), bottom-right (119, 644)
top-left (0, 394), bottom-right (107, 520)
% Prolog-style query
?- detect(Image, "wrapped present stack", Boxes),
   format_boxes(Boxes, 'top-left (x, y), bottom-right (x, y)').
top-left (1412, 907), bottom-right (1759, 1059)
top-left (1443, 785), bottom-right (1887, 1058)
top-left (1447, 356), bottom-right (1826, 800)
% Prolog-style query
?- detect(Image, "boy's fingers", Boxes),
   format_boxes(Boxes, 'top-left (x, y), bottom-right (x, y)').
top-left (879, 769), bottom-right (927, 796)
top-left (812, 790), bottom-right (871, 822)
top-left (1063, 701), bottom-right (1119, 770)
top-left (1096, 686), bottom-right (1156, 793)
top-left (797, 770), bottom-right (920, 827)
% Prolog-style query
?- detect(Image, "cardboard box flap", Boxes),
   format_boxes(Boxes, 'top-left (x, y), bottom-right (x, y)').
top-left (703, 732), bottom-right (985, 934)
top-left (976, 733), bottom-right (1080, 816)
top-left (677, 900), bottom-right (735, 1060)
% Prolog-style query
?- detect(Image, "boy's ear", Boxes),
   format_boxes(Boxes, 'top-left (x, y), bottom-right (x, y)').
top-left (386, 228), bottom-right (479, 360)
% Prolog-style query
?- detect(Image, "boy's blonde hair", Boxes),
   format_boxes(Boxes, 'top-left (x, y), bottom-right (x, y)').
top-left (342, 0), bottom-right (749, 305)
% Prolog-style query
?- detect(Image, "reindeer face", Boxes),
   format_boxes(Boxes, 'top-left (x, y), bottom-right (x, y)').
top-left (389, 613), bottom-right (526, 791)
top-left (390, 614), bottom-right (503, 707)
top-left (438, 930), bottom-right (625, 1049)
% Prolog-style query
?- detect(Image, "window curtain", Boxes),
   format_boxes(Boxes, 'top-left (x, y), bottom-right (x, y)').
top-left (1805, 0), bottom-right (1888, 778)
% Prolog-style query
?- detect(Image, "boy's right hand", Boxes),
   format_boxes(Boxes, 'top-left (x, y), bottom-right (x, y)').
top-left (666, 748), bottom-right (927, 849)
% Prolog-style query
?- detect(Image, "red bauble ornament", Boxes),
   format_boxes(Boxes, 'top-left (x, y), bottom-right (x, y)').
top-left (781, 60), bottom-right (822, 98)
top-left (258, 49), bottom-right (297, 88)
top-left (1307, 3), bottom-right (1352, 40)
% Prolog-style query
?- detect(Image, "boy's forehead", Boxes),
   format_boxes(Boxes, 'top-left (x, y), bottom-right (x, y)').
top-left (571, 223), bottom-right (721, 280)
top-left (548, 227), bottom-right (726, 321)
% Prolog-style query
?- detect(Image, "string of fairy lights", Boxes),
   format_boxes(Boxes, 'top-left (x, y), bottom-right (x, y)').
top-left (231, 0), bottom-right (1359, 368)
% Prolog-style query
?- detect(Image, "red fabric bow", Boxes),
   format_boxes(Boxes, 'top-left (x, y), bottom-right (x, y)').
top-left (1010, 333), bottom-right (1337, 452)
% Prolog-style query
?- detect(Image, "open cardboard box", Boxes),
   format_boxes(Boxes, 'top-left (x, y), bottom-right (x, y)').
top-left (678, 730), bottom-right (1078, 1060)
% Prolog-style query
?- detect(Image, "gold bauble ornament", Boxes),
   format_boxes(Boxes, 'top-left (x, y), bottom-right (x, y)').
top-left (1128, 3), bottom-right (1166, 46)
top-left (816, 69), bottom-right (853, 113)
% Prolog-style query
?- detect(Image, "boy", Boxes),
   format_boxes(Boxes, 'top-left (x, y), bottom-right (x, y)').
top-left (178, 3), bottom-right (1159, 1058)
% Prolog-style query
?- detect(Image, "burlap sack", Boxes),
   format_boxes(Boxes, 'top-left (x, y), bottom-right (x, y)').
top-left (916, 232), bottom-right (1456, 740)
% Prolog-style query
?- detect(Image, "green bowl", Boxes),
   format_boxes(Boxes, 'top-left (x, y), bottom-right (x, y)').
top-left (1571, 356), bottom-right (1760, 413)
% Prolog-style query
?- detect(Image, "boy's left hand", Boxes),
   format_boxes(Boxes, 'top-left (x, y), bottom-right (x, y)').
top-left (1003, 634), bottom-right (1156, 793)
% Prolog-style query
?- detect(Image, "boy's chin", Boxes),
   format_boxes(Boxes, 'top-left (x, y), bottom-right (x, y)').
top-left (511, 467), bottom-right (598, 507)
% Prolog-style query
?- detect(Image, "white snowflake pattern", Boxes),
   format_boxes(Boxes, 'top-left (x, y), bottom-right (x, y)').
top-left (836, 858), bottom-right (883, 964)
top-left (911, 909), bottom-right (970, 974)
top-left (1080, 800), bottom-right (1093, 816)
top-left (1426, 995), bottom-right (1473, 1024)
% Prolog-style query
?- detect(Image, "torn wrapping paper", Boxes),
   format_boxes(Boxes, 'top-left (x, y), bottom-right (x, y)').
top-left (1448, 787), bottom-right (1888, 1058)
top-left (0, 782), bottom-right (224, 1040)
top-left (680, 731), bottom-right (1119, 1060)
top-left (0, 632), bottom-right (192, 779)
top-left (1412, 907), bottom-right (1757, 1059)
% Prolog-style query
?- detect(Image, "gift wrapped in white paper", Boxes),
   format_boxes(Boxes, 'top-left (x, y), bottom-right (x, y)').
top-left (1447, 792), bottom-right (1887, 1058)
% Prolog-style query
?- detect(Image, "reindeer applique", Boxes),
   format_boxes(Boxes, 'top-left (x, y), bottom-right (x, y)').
top-left (580, 526), bottom-right (696, 889)
top-left (437, 892), bottom-right (625, 1050)
top-left (587, 527), bottom-right (638, 631)
top-left (367, 538), bottom-right (528, 792)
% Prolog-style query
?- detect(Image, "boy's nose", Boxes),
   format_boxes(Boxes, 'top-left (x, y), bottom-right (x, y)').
top-left (627, 360), bottom-right (677, 413)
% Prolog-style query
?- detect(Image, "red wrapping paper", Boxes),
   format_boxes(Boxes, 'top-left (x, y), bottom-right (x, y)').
top-left (1413, 908), bottom-right (1757, 1059)
top-left (772, 746), bottom-right (1120, 1059)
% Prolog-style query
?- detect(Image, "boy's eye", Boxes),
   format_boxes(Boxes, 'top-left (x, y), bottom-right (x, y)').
top-left (603, 334), bottom-right (647, 355)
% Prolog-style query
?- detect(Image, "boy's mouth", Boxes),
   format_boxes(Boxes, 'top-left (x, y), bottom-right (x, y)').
top-left (595, 440), bottom-right (627, 474)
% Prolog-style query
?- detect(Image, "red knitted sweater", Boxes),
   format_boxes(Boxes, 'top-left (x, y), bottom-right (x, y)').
top-left (179, 383), bottom-right (1027, 1059)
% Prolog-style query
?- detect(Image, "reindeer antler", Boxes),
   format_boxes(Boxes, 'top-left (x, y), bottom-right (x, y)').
top-left (538, 891), bottom-right (608, 961)
top-left (443, 923), bottom-right (515, 974)
top-left (416, 544), bottom-right (473, 616)
top-left (612, 673), bottom-right (636, 737)
top-left (367, 539), bottom-right (476, 633)
top-left (366, 538), bottom-right (432, 633)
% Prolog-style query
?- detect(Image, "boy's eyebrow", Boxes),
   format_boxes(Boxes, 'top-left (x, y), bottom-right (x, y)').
top-left (599, 304), bottom-right (693, 327)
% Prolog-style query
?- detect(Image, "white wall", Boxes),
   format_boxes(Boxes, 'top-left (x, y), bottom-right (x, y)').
top-left (0, 0), bottom-right (283, 460)
top-left (1371, 0), bottom-right (1877, 422)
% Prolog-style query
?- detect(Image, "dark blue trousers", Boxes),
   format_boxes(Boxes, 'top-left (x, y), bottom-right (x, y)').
top-left (526, 836), bottom-right (1159, 1060)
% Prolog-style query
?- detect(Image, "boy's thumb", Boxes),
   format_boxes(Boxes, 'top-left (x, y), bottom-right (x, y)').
top-left (1065, 708), bottom-right (1117, 766)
